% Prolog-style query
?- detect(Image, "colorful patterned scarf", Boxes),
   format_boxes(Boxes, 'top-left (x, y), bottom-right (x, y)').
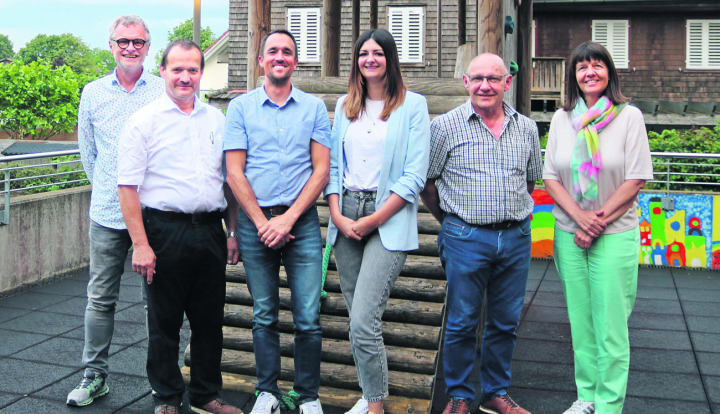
top-left (570, 96), bottom-right (624, 208)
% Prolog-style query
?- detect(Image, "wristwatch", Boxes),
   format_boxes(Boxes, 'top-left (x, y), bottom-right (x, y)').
top-left (227, 231), bottom-right (237, 239)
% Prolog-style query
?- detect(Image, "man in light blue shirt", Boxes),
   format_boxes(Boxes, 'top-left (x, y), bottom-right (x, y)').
top-left (224, 29), bottom-right (330, 414)
top-left (70, 14), bottom-right (164, 407)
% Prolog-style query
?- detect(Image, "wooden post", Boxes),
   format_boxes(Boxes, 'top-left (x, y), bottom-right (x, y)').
top-left (516, 0), bottom-right (533, 115)
top-left (458, 0), bottom-right (466, 46)
top-left (370, 0), bottom-right (378, 29)
top-left (352, 0), bottom-right (360, 45)
top-left (322, 0), bottom-right (341, 77)
top-left (247, 0), bottom-right (270, 90)
top-left (477, 0), bottom-right (504, 55)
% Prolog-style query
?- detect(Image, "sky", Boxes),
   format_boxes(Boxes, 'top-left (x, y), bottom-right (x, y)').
top-left (0, 0), bottom-right (229, 60)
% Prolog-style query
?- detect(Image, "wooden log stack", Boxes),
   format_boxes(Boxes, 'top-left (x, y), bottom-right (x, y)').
top-left (181, 201), bottom-right (447, 414)
top-left (207, 77), bottom-right (470, 121)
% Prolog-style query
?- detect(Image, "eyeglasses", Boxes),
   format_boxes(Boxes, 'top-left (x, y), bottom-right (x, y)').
top-left (466, 74), bottom-right (509, 85)
top-left (112, 38), bottom-right (147, 50)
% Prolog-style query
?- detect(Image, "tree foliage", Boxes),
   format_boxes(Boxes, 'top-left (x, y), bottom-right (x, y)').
top-left (15, 33), bottom-right (104, 77)
top-left (0, 34), bottom-right (13, 59)
top-left (153, 19), bottom-right (216, 72)
top-left (0, 61), bottom-right (81, 140)
top-left (168, 19), bottom-right (216, 51)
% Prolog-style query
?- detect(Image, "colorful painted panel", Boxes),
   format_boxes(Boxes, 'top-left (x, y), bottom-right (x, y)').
top-left (529, 189), bottom-right (720, 269)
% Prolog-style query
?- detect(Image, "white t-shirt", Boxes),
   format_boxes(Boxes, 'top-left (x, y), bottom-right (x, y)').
top-left (342, 98), bottom-right (388, 191)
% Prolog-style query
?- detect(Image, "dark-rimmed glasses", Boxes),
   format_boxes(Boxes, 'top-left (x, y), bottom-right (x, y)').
top-left (112, 38), bottom-right (147, 50)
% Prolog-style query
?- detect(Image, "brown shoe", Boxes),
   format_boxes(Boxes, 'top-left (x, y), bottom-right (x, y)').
top-left (442, 398), bottom-right (470, 414)
top-left (193, 398), bottom-right (244, 414)
top-left (154, 404), bottom-right (180, 414)
top-left (478, 394), bottom-right (531, 414)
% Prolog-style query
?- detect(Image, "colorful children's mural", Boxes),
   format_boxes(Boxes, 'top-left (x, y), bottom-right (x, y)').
top-left (529, 189), bottom-right (720, 269)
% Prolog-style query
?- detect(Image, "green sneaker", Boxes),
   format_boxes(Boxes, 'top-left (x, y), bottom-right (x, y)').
top-left (66, 374), bottom-right (109, 406)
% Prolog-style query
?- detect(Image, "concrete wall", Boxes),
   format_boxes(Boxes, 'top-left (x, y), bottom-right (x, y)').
top-left (0, 186), bottom-right (91, 293)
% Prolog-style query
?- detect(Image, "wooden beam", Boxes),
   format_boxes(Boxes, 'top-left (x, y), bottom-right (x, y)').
top-left (458, 0), bottom-right (466, 45)
top-left (352, 0), bottom-right (360, 45)
top-left (321, 0), bottom-right (341, 77)
top-left (516, 0), bottom-right (533, 115)
top-left (246, 0), bottom-right (270, 90)
top-left (370, 0), bottom-right (378, 29)
top-left (477, 0), bottom-right (503, 55)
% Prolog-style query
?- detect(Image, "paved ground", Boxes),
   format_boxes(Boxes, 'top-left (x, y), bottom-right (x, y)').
top-left (0, 258), bottom-right (717, 413)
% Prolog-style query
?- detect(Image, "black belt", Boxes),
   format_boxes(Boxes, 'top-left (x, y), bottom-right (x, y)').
top-left (260, 205), bottom-right (290, 216)
top-left (144, 207), bottom-right (223, 224)
top-left (476, 219), bottom-right (523, 230)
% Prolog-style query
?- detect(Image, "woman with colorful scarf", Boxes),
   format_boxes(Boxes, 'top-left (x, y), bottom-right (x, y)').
top-left (542, 42), bottom-right (653, 414)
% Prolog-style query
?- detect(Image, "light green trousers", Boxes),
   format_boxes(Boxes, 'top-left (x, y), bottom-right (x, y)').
top-left (553, 227), bottom-right (640, 414)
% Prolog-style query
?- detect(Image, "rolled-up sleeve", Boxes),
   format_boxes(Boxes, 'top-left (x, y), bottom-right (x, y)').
top-left (389, 94), bottom-right (430, 203)
top-left (324, 97), bottom-right (345, 197)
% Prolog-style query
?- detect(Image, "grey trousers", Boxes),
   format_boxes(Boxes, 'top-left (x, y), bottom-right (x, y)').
top-left (333, 190), bottom-right (407, 401)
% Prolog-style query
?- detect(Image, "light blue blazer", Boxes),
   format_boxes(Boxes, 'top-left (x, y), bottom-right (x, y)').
top-left (324, 91), bottom-right (430, 251)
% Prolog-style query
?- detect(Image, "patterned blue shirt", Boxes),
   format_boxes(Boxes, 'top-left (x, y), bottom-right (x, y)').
top-left (427, 100), bottom-right (543, 225)
top-left (224, 85), bottom-right (331, 206)
top-left (78, 69), bottom-right (164, 229)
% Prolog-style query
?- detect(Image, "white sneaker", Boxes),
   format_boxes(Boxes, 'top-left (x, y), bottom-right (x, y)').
top-left (251, 392), bottom-right (280, 414)
top-left (344, 398), bottom-right (369, 414)
top-left (562, 400), bottom-right (595, 414)
top-left (299, 399), bottom-right (324, 414)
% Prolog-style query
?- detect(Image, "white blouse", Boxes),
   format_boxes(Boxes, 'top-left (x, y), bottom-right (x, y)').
top-left (342, 98), bottom-right (388, 191)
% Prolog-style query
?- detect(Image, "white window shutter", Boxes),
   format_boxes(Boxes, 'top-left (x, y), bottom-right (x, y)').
top-left (388, 6), bottom-right (424, 64)
top-left (287, 8), bottom-right (321, 63)
top-left (687, 20), bottom-right (720, 69)
top-left (592, 20), bottom-right (629, 69)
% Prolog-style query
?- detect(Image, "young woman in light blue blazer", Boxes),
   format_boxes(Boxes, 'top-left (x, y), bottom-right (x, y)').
top-left (324, 29), bottom-right (430, 414)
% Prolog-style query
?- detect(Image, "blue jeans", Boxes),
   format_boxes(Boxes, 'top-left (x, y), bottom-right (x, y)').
top-left (237, 206), bottom-right (323, 403)
top-left (333, 191), bottom-right (407, 401)
top-left (83, 221), bottom-right (133, 378)
top-left (439, 215), bottom-right (531, 402)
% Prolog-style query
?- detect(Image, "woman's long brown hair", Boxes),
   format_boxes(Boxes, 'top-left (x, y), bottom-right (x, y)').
top-left (344, 29), bottom-right (406, 121)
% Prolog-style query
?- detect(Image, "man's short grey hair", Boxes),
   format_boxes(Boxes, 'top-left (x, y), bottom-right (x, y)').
top-left (108, 15), bottom-right (151, 42)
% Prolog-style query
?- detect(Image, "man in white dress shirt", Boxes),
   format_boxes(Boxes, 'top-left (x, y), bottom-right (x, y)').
top-left (117, 39), bottom-right (241, 414)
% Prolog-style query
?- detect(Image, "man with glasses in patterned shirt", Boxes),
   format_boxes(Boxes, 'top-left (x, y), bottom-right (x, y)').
top-left (421, 53), bottom-right (542, 414)
top-left (69, 14), bottom-right (164, 407)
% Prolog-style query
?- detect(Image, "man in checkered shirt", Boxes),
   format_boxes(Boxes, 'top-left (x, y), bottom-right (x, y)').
top-left (421, 53), bottom-right (542, 414)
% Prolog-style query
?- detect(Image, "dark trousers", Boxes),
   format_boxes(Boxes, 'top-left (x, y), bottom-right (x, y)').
top-left (143, 208), bottom-right (227, 407)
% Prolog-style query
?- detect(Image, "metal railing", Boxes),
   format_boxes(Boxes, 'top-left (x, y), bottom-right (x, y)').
top-left (1, 149), bottom-right (88, 225)
top-left (648, 151), bottom-right (720, 194)
top-left (2, 149), bottom-right (719, 225)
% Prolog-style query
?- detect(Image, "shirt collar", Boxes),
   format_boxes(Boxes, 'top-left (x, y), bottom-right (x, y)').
top-left (258, 83), bottom-right (299, 108)
top-left (109, 67), bottom-right (149, 91)
top-left (158, 92), bottom-right (207, 115)
top-left (462, 99), bottom-right (518, 122)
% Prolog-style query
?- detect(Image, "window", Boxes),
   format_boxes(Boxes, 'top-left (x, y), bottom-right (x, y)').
top-left (687, 20), bottom-right (720, 69)
top-left (592, 20), bottom-right (629, 69)
top-left (287, 8), bottom-right (321, 63)
top-left (388, 6), bottom-right (424, 64)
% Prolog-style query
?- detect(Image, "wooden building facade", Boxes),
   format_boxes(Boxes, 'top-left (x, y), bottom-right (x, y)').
top-left (228, 0), bottom-right (526, 86)
top-left (533, 0), bottom-right (720, 102)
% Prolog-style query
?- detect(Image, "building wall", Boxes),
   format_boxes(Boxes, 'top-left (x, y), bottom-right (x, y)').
top-left (229, 0), bottom-right (248, 89)
top-left (535, 11), bottom-right (720, 102)
top-left (228, 0), bottom-right (520, 87)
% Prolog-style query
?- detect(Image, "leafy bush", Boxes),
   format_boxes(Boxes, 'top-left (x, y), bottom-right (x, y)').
top-left (2, 155), bottom-right (88, 196)
top-left (647, 122), bottom-right (720, 192)
top-left (0, 61), bottom-right (81, 140)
